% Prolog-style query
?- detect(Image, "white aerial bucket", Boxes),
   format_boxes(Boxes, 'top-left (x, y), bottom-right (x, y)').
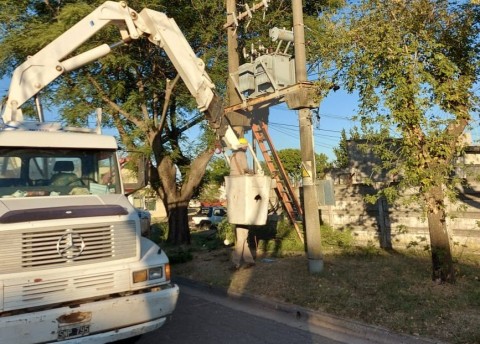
top-left (225, 175), bottom-right (272, 225)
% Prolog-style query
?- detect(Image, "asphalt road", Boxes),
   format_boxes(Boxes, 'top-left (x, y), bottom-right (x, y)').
top-left (130, 279), bottom-right (442, 344)
top-left (137, 283), bottom-right (345, 344)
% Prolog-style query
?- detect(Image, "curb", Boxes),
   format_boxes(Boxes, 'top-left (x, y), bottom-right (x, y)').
top-left (173, 276), bottom-right (445, 344)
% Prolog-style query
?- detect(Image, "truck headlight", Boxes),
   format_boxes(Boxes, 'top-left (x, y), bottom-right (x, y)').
top-left (133, 265), bottom-right (167, 283)
top-left (148, 266), bottom-right (163, 280)
top-left (133, 270), bottom-right (148, 283)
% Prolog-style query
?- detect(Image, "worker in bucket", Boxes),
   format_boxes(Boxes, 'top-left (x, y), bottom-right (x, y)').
top-left (229, 137), bottom-right (255, 270)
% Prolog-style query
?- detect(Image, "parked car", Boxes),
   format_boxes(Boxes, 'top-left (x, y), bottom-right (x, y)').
top-left (191, 206), bottom-right (227, 230)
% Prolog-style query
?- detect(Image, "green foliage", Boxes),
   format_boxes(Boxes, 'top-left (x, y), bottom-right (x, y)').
top-left (163, 246), bottom-right (194, 264)
top-left (192, 231), bottom-right (223, 251)
top-left (277, 148), bottom-right (332, 183)
top-left (251, 218), bottom-right (305, 254)
top-left (150, 221), bottom-right (169, 243)
top-left (204, 219), bottom-right (307, 256)
top-left (216, 220), bottom-right (235, 244)
top-left (200, 221), bottom-right (355, 257)
top-left (151, 221), bottom-right (195, 263)
top-left (197, 183), bottom-right (222, 204)
top-left (320, 225), bottom-right (354, 249)
top-left (316, 152), bottom-right (332, 178)
top-left (333, 129), bottom-right (349, 169)
top-left (315, 2), bottom-right (478, 281)
top-left (204, 156), bottom-right (230, 185)
top-left (277, 149), bottom-right (303, 182)
top-left (330, 0), bottom-right (480, 200)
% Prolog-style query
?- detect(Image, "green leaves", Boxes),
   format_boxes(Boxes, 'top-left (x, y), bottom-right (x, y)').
top-left (277, 148), bottom-right (332, 182)
top-left (326, 0), bottom-right (479, 198)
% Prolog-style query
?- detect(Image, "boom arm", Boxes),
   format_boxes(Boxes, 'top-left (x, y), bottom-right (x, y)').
top-left (1, 1), bottom-right (223, 127)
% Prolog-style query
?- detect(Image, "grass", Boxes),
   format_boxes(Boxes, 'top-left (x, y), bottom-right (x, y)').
top-left (159, 222), bottom-right (480, 344)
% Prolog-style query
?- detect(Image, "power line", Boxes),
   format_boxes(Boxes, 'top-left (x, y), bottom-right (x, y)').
top-left (270, 121), bottom-right (344, 135)
top-left (316, 127), bottom-right (343, 133)
top-left (268, 122), bottom-right (295, 129)
top-left (269, 122), bottom-right (342, 147)
top-left (271, 106), bottom-right (357, 121)
top-left (321, 113), bottom-right (353, 121)
top-left (268, 125), bottom-right (299, 140)
top-left (313, 134), bottom-right (341, 141)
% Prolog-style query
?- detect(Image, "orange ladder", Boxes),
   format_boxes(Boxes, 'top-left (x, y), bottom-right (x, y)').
top-left (251, 121), bottom-right (304, 243)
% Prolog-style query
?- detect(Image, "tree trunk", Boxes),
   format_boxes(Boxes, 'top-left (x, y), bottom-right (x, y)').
top-left (425, 185), bottom-right (455, 283)
top-left (377, 196), bottom-right (392, 250)
top-left (167, 201), bottom-right (190, 245)
top-left (149, 132), bottom-right (215, 245)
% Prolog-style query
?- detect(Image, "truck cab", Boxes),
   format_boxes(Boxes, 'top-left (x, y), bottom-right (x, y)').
top-left (0, 130), bottom-right (121, 198)
top-left (0, 125), bottom-right (179, 343)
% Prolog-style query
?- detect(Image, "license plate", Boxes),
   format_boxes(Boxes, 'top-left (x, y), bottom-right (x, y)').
top-left (57, 311), bottom-right (92, 341)
top-left (57, 324), bottom-right (90, 341)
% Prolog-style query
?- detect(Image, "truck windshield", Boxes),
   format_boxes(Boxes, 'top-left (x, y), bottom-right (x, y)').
top-left (0, 148), bottom-right (121, 197)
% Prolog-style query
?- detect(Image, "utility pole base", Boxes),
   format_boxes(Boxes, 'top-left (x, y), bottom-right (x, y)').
top-left (308, 259), bottom-right (324, 274)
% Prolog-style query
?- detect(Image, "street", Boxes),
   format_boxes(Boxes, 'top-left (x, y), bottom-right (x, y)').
top-left (135, 283), bottom-right (351, 344)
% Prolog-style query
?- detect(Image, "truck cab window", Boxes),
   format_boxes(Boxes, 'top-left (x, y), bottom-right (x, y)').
top-left (0, 148), bottom-right (121, 197)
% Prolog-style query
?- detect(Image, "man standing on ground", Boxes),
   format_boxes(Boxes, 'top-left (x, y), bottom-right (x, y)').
top-left (230, 137), bottom-right (255, 270)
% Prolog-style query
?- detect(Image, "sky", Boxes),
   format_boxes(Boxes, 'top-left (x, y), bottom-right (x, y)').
top-left (266, 89), bottom-right (360, 160)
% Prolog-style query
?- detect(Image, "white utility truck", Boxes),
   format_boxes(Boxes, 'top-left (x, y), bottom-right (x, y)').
top-left (0, 1), bottom-right (224, 343)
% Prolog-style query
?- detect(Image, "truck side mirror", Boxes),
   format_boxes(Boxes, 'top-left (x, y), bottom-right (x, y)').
top-left (121, 153), bottom-right (149, 195)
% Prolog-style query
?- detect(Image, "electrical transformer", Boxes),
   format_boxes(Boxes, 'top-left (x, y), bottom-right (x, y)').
top-left (238, 54), bottom-right (296, 98)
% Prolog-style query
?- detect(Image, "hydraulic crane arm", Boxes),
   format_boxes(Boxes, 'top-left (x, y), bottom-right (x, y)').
top-left (1, 1), bottom-right (223, 127)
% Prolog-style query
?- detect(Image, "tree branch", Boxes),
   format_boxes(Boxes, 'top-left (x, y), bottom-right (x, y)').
top-left (135, 65), bottom-right (151, 125)
top-left (158, 74), bottom-right (180, 133)
top-left (87, 75), bottom-right (144, 129)
top-left (181, 148), bottom-right (215, 197)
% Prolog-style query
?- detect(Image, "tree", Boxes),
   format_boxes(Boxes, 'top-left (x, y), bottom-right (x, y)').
top-left (0, 0), bottom-right (227, 244)
top-left (196, 155), bottom-right (230, 204)
top-left (277, 149), bottom-right (303, 183)
top-left (322, 0), bottom-right (480, 283)
top-left (277, 148), bottom-right (331, 183)
top-left (203, 156), bottom-right (230, 186)
top-left (315, 152), bottom-right (332, 179)
top-left (333, 129), bottom-right (349, 169)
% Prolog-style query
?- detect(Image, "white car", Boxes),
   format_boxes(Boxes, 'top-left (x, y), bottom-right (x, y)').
top-left (191, 206), bottom-right (227, 230)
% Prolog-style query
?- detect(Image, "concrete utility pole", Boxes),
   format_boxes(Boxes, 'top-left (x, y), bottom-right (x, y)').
top-left (227, 0), bottom-right (241, 109)
top-left (226, 0), bottom-right (249, 137)
top-left (292, 0), bottom-right (324, 273)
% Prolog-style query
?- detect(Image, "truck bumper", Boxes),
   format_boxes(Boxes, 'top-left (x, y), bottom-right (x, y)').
top-left (0, 283), bottom-right (179, 344)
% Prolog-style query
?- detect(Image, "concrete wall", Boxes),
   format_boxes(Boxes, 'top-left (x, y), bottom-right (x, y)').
top-left (319, 184), bottom-right (480, 255)
top-left (319, 142), bottom-right (480, 255)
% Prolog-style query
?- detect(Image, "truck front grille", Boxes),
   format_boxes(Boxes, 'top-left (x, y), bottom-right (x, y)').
top-left (3, 271), bottom-right (130, 311)
top-left (19, 273), bottom-right (116, 301)
top-left (0, 221), bottom-right (137, 274)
